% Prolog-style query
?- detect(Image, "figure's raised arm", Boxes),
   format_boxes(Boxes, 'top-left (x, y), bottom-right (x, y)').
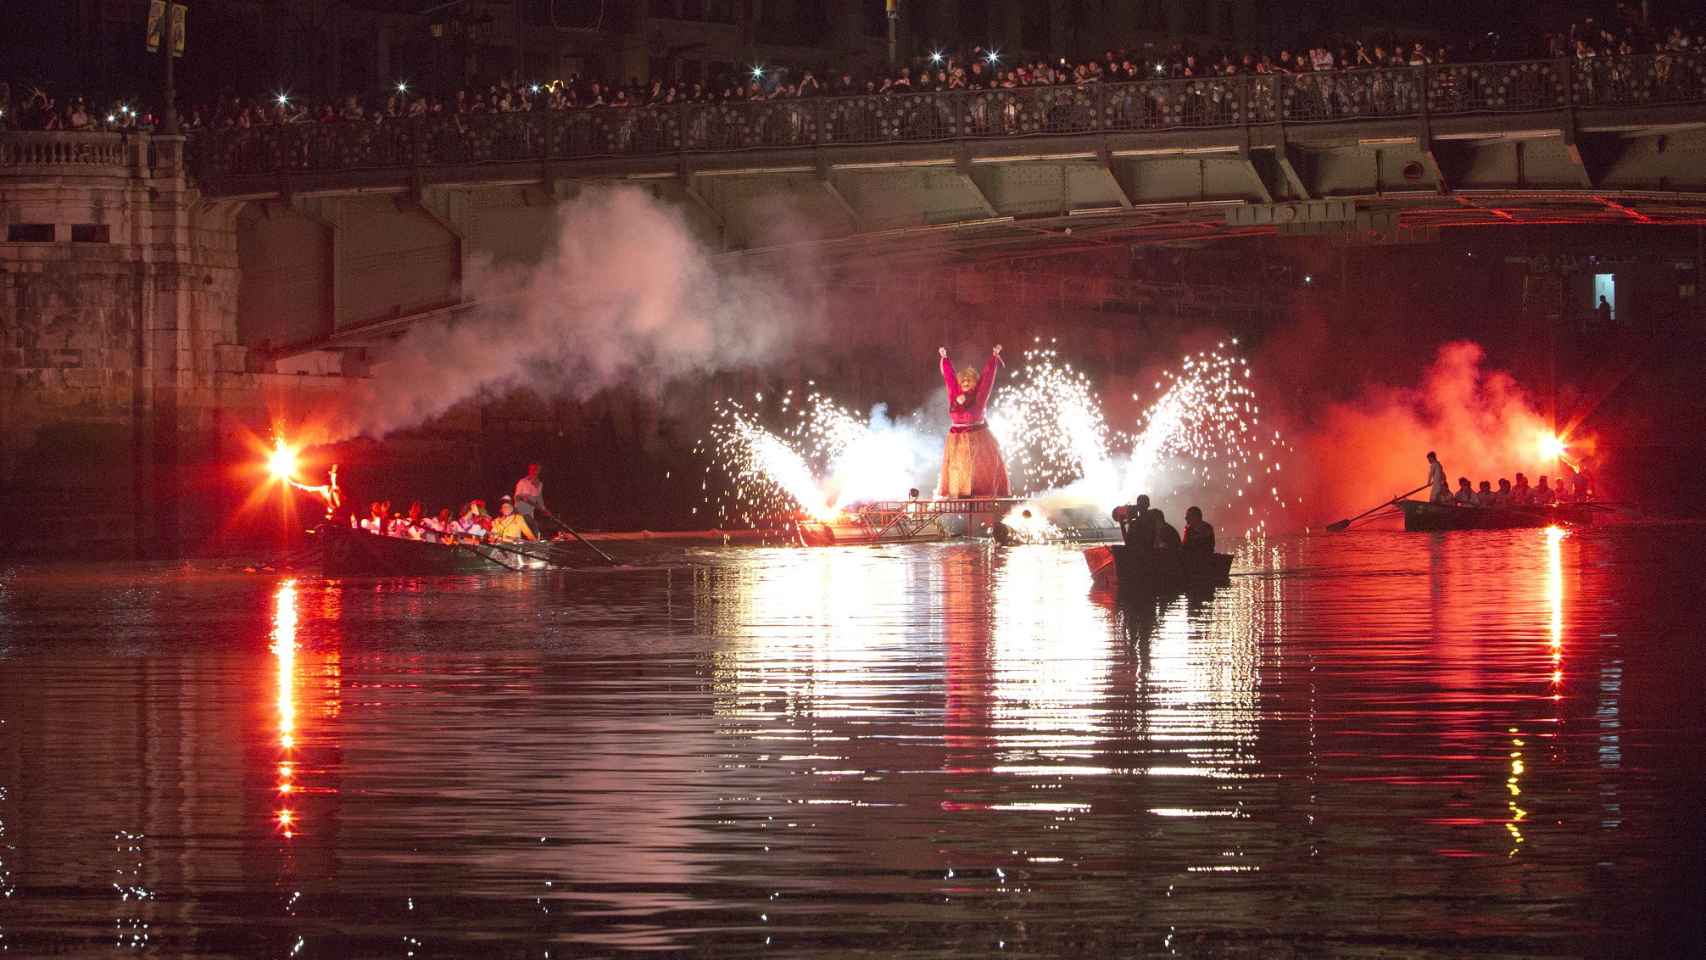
top-left (939, 348), bottom-right (958, 401)
top-left (975, 347), bottom-right (1001, 407)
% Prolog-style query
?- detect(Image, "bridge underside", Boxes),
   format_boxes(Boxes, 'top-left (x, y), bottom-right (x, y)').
top-left (214, 112), bottom-right (1706, 352)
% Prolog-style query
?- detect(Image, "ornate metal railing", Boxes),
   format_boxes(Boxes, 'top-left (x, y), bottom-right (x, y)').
top-left (182, 52), bottom-right (1706, 184)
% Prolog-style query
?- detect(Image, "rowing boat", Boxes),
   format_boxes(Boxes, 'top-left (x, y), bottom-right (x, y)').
top-left (314, 524), bottom-right (562, 575)
top-left (1394, 499), bottom-right (1597, 532)
top-left (1084, 544), bottom-right (1234, 595)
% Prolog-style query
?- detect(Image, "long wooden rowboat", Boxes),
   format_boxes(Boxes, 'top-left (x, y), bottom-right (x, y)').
top-left (1395, 499), bottom-right (1597, 532)
top-left (315, 524), bottom-right (560, 575)
top-left (1084, 544), bottom-right (1234, 595)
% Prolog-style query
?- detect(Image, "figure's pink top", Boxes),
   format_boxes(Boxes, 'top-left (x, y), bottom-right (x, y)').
top-left (941, 353), bottom-right (999, 426)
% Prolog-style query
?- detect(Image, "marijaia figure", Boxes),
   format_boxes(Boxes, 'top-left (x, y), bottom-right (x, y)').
top-left (937, 344), bottom-right (1011, 498)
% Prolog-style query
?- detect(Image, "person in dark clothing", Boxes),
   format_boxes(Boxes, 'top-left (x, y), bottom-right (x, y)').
top-left (1152, 509), bottom-right (1182, 551)
top-left (1117, 494), bottom-right (1157, 550)
top-left (1183, 506), bottom-right (1214, 555)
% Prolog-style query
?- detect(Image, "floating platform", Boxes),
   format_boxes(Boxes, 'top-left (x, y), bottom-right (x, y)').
top-left (798, 497), bottom-right (1028, 546)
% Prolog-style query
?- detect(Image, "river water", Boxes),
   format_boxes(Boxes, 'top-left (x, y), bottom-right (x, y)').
top-left (1, 526), bottom-right (1701, 957)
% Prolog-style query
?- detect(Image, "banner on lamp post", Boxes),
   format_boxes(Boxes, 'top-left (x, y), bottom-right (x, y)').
top-left (145, 2), bottom-right (187, 56)
top-left (145, 1), bottom-right (164, 52)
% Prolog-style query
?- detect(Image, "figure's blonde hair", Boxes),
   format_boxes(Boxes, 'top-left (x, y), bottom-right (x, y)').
top-left (956, 367), bottom-right (978, 391)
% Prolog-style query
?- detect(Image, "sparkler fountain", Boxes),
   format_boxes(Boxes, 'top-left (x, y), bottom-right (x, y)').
top-left (695, 341), bottom-right (1293, 542)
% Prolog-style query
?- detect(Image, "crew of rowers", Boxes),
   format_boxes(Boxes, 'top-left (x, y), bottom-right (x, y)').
top-left (1426, 450), bottom-right (1593, 508)
top-left (1448, 473), bottom-right (1586, 507)
top-left (1111, 495), bottom-right (1216, 556)
top-left (350, 463), bottom-right (552, 544)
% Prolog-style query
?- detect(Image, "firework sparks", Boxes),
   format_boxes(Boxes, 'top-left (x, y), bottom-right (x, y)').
top-left (998, 504), bottom-right (1062, 543)
top-left (694, 341), bottom-right (1292, 537)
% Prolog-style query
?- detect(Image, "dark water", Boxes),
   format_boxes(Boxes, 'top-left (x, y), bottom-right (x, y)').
top-left (2, 527), bottom-right (1703, 958)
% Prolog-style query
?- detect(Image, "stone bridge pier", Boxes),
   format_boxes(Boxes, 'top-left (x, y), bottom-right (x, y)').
top-left (0, 133), bottom-right (351, 556)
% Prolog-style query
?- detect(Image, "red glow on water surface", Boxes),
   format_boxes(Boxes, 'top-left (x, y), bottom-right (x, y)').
top-left (272, 579), bottom-right (300, 837)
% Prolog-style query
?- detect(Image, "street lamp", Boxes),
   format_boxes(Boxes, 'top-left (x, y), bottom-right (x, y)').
top-left (886, 0), bottom-right (899, 68)
top-left (985, 49), bottom-right (1000, 64)
top-left (930, 50), bottom-right (944, 64)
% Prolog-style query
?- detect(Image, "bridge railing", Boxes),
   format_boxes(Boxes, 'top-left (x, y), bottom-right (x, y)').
top-left (0, 130), bottom-right (134, 177)
top-left (184, 52), bottom-right (1706, 184)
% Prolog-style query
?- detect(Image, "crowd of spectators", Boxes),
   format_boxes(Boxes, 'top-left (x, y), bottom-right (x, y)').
top-left (5, 6), bottom-right (1702, 135)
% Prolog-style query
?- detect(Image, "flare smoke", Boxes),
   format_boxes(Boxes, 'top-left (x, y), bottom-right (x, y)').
top-left (338, 188), bottom-right (820, 441)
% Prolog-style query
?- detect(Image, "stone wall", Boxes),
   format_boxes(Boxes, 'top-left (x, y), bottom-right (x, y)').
top-left (0, 132), bottom-right (360, 557)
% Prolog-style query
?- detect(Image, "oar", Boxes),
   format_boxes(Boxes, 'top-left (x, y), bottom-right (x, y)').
top-left (1326, 484), bottom-right (1430, 532)
top-left (479, 537), bottom-right (583, 569)
top-left (538, 507), bottom-right (619, 566)
top-left (450, 540), bottom-right (522, 571)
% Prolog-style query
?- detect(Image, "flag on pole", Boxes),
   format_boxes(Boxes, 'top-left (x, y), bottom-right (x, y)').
top-left (172, 5), bottom-right (187, 57)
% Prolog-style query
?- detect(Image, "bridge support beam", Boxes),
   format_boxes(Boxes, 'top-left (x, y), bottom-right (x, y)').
top-left (1275, 140), bottom-right (1311, 201)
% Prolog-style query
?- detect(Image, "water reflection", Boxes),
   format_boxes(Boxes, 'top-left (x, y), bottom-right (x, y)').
top-left (272, 579), bottom-right (299, 837)
top-left (0, 529), bottom-right (1700, 956)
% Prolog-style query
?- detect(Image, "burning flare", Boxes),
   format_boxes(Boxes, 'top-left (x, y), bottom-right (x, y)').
top-left (266, 438), bottom-right (301, 483)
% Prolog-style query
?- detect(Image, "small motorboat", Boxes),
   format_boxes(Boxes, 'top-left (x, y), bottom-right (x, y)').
top-left (1084, 544), bottom-right (1233, 595)
top-left (1394, 499), bottom-right (1598, 532)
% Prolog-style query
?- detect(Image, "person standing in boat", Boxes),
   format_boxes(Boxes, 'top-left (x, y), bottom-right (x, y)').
top-left (937, 344), bottom-right (1011, 498)
top-left (1183, 506), bottom-right (1215, 556)
top-left (1426, 451), bottom-right (1451, 504)
top-left (1534, 476), bottom-right (1554, 505)
top-left (514, 463), bottom-right (548, 535)
top-left (289, 464), bottom-right (342, 523)
top-left (1116, 494), bottom-right (1157, 552)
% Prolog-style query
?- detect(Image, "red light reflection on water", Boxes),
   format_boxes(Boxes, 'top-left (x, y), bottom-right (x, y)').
top-left (271, 579), bottom-right (299, 837)
top-left (1546, 526), bottom-right (1566, 697)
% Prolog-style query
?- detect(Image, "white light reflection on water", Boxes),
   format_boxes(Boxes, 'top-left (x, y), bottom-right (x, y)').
top-left (988, 546), bottom-right (1116, 757)
top-left (706, 547), bottom-right (929, 724)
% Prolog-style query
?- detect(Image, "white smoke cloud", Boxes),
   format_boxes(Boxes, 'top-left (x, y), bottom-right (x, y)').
top-left (341, 187), bottom-right (821, 440)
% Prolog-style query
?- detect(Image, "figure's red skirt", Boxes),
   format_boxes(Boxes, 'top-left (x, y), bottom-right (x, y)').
top-left (938, 422), bottom-right (1010, 498)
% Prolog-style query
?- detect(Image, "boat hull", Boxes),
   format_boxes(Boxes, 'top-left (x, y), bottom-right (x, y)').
top-left (316, 525), bottom-right (557, 575)
top-left (1085, 544), bottom-right (1233, 596)
top-left (1396, 499), bottom-right (1597, 532)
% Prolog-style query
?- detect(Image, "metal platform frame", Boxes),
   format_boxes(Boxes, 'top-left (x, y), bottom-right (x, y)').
top-left (809, 497), bottom-right (1028, 544)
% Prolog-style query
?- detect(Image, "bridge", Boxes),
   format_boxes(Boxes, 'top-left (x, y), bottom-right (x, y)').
top-left (186, 53), bottom-right (1706, 259)
top-left (4, 53), bottom-right (1706, 555)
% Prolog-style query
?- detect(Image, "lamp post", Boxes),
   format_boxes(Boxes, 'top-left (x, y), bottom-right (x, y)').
top-left (886, 0), bottom-right (899, 68)
top-left (161, 1), bottom-right (179, 133)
